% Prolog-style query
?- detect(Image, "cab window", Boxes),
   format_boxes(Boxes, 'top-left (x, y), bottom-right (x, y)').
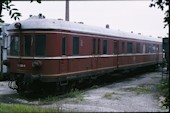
top-left (34, 35), bottom-right (46, 56)
top-left (10, 35), bottom-right (20, 56)
top-left (24, 35), bottom-right (31, 56)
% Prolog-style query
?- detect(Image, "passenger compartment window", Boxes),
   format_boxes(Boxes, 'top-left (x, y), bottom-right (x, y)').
top-left (114, 41), bottom-right (118, 54)
top-left (136, 42), bottom-right (140, 53)
top-left (103, 40), bottom-right (107, 54)
top-left (10, 35), bottom-right (20, 56)
top-left (127, 42), bottom-right (133, 53)
top-left (93, 38), bottom-right (96, 54)
top-left (24, 35), bottom-right (31, 56)
top-left (62, 37), bottom-right (67, 55)
top-left (73, 37), bottom-right (79, 55)
top-left (98, 39), bottom-right (100, 54)
top-left (122, 41), bottom-right (125, 54)
top-left (34, 35), bottom-right (46, 56)
top-left (145, 43), bottom-right (149, 53)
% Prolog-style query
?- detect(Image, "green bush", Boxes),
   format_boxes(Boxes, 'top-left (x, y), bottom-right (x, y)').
top-left (158, 76), bottom-right (169, 109)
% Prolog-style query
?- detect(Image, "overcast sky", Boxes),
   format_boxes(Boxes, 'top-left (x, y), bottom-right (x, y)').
top-left (2, 1), bottom-right (168, 38)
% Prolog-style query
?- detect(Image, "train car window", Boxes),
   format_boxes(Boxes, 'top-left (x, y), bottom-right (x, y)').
top-left (156, 45), bottom-right (159, 53)
top-left (98, 39), bottom-right (100, 54)
top-left (136, 42), bottom-right (140, 53)
top-left (122, 41), bottom-right (125, 54)
top-left (103, 40), bottom-right (107, 54)
top-left (10, 35), bottom-right (20, 56)
top-left (148, 44), bottom-right (152, 53)
top-left (145, 44), bottom-right (149, 53)
top-left (142, 44), bottom-right (145, 53)
top-left (73, 37), bottom-right (79, 55)
top-left (34, 35), bottom-right (46, 56)
top-left (114, 41), bottom-right (118, 54)
top-left (151, 45), bottom-right (154, 53)
top-left (62, 37), bottom-right (67, 55)
top-left (152, 45), bottom-right (156, 53)
top-left (127, 42), bottom-right (133, 53)
top-left (159, 44), bottom-right (162, 52)
top-left (24, 35), bottom-right (31, 56)
top-left (93, 38), bottom-right (96, 54)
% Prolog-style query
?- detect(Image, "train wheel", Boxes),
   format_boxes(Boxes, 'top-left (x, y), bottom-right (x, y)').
top-left (16, 80), bottom-right (25, 96)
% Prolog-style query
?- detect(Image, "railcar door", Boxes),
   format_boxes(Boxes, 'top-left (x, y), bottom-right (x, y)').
top-left (92, 38), bottom-right (98, 69)
top-left (114, 40), bottom-right (119, 69)
top-left (32, 34), bottom-right (46, 74)
top-left (59, 36), bottom-right (68, 73)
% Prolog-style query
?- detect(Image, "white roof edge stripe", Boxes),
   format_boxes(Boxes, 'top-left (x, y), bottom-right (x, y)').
top-left (8, 16), bottom-right (162, 42)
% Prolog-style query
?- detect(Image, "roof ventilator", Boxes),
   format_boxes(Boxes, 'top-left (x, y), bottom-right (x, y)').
top-left (106, 24), bottom-right (109, 29)
top-left (58, 18), bottom-right (63, 20)
top-left (38, 13), bottom-right (45, 19)
top-left (78, 22), bottom-right (84, 24)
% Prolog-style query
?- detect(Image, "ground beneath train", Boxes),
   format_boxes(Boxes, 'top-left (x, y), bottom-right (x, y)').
top-left (0, 69), bottom-right (169, 112)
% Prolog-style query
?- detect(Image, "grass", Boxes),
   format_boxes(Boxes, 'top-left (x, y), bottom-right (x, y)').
top-left (0, 103), bottom-right (60, 113)
top-left (123, 83), bottom-right (161, 95)
top-left (0, 88), bottom-right (84, 105)
top-left (157, 76), bottom-right (169, 109)
top-left (0, 89), bottom-right (84, 112)
top-left (90, 85), bottom-right (99, 89)
top-left (139, 83), bottom-right (156, 87)
top-left (124, 86), bottom-right (151, 94)
top-left (103, 91), bottom-right (119, 99)
top-left (39, 88), bottom-right (84, 104)
top-left (103, 92), bottom-right (113, 99)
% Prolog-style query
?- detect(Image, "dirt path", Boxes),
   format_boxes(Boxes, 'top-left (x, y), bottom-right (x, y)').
top-left (0, 82), bottom-right (16, 95)
top-left (41, 71), bottom-right (168, 112)
top-left (0, 71), bottom-right (169, 112)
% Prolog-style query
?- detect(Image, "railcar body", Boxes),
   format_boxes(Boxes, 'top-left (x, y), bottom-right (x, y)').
top-left (6, 14), bottom-right (163, 94)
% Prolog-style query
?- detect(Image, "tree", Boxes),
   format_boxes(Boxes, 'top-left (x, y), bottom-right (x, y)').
top-left (0, 0), bottom-right (41, 23)
top-left (150, 0), bottom-right (169, 109)
top-left (150, 0), bottom-right (169, 28)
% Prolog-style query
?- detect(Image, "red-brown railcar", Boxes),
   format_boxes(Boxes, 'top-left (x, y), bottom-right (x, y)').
top-left (6, 14), bottom-right (162, 94)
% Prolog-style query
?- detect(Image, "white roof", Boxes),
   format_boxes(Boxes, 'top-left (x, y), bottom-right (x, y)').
top-left (8, 16), bottom-right (162, 42)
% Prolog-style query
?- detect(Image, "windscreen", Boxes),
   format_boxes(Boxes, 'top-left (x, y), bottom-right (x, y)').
top-left (10, 35), bottom-right (20, 56)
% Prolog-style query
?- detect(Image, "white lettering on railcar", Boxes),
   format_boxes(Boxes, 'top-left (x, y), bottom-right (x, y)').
top-left (17, 64), bottom-right (26, 68)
